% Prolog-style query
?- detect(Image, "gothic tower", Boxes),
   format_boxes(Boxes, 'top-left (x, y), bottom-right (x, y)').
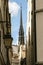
top-left (18, 7), bottom-right (26, 65)
top-left (18, 6), bottom-right (25, 54)
top-left (18, 6), bottom-right (24, 45)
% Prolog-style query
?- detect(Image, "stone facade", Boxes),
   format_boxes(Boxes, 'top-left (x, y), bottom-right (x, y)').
top-left (32, 0), bottom-right (43, 65)
top-left (0, 0), bottom-right (13, 65)
top-left (12, 45), bottom-right (19, 65)
top-left (26, 0), bottom-right (35, 65)
top-left (19, 45), bottom-right (26, 65)
top-left (26, 0), bottom-right (43, 65)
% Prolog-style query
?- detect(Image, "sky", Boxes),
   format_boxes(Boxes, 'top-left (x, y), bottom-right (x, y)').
top-left (9, 0), bottom-right (27, 45)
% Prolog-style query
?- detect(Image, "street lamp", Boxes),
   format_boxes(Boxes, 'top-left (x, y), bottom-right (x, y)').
top-left (3, 34), bottom-right (13, 65)
top-left (4, 34), bottom-right (13, 47)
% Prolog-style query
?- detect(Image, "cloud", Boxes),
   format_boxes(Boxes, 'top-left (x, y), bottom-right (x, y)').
top-left (9, 1), bottom-right (20, 16)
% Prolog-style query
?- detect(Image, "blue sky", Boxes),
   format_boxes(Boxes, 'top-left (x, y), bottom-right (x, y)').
top-left (9, 0), bottom-right (27, 45)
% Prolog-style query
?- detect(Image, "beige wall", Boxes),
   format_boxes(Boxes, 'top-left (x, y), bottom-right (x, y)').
top-left (19, 45), bottom-right (26, 59)
top-left (26, 0), bottom-right (32, 49)
top-left (27, 0), bottom-right (43, 64)
top-left (9, 48), bottom-right (13, 65)
top-left (12, 45), bottom-right (19, 65)
top-left (0, 23), bottom-right (7, 64)
top-left (0, 0), bottom-right (12, 65)
top-left (26, 0), bottom-right (31, 41)
top-left (12, 57), bottom-right (19, 65)
top-left (36, 0), bottom-right (43, 62)
top-left (36, 12), bottom-right (43, 62)
top-left (0, 0), bottom-right (7, 64)
top-left (26, 0), bottom-right (32, 65)
top-left (0, 0), bottom-right (8, 34)
top-left (36, 0), bottom-right (43, 10)
top-left (0, 0), bottom-right (7, 21)
top-left (1, 24), bottom-right (7, 64)
top-left (12, 45), bottom-right (18, 54)
top-left (0, 0), bottom-right (1, 8)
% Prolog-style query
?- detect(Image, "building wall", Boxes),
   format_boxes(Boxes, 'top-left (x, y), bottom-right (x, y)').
top-left (0, 60), bottom-right (2, 65)
top-left (9, 48), bottom-right (13, 65)
top-left (19, 45), bottom-right (26, 59)
top-left (0, 0), bottom-right (7, 35)
top-left (0, 17), bottom-right (7, 65)
top-left (35, 0), bottom-right (43, 63)
top-left (0, 0), bottom-right (6, 21)
top-left (1, 27), bottom-right (7, 64)
top-left (18, 44), bottom-right (26, 65)
top-left (27, 0), bottom-right (43, 65)
top-left (12, 45), bottom-right (18, 54)
top-left (0, 0), bottom-right (12, 65)
top-left (26, 0), bottom-right (32, 65)
top-left (12, 45), bottom-right (19, 65)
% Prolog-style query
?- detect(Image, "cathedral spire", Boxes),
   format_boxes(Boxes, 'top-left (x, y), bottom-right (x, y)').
top-left (18, 6), bottom-right (24, 45)
top-left (20, 6), bottom-right (23, 31)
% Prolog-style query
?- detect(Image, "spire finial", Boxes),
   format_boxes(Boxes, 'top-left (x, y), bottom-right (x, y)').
top-left (18, 3), bottom-right (24, 45)
top-left (20, 4), bottom-right (22, 27)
